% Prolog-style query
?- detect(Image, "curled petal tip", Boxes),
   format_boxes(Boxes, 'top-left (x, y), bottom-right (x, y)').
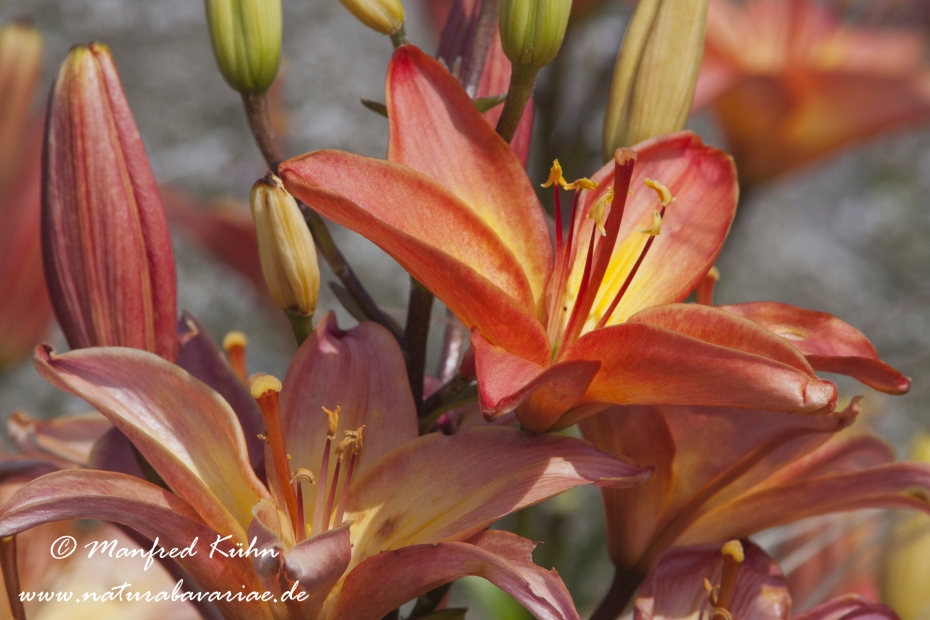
top-left (804, 379), bottom-right (838, 413)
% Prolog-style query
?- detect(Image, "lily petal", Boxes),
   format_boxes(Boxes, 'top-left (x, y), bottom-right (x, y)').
top-left (387, 45), bottom-right (551, 310)
top-left (635, 541), bottom-right (789, 620)
top-left (281, 312), bottom-right (417, 482)
top-left (793, 595), bottom-right (899, 620)
top-left (682, 461), bottom-right (930, 545)
top-left (34, 345), bottom-right (270, 541)
top-left (0, 469), bottom-right (272, 620)
top-left (331, 530), bottom-right (578, 620)
top-left (280, 151), bottom-right (550, 365)
top-left (7, 409), bottom-right (110, 466)
top-left (573, 132), bottom-right (738, 326)
top-left (565, 312), bottom-right (837, 418)
top-left (346, 426), bottom-right (650, 561)
top-left (472, 329), bottom-right (600, 431)
top-left (581, 402), bottom-right (855, 570)
top-left (176, 312), bottom-right (265, 469)
top-left (284, 523), bottom-right (352, 614)
top-left (718, 302), bottom-right (910, 394)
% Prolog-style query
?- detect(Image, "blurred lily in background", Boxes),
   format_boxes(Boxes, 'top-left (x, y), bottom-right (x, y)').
top-left (0, 314), bottom-right (649, 619)
top-left (695, 0), bottom-right (930, 185)
top-left (0, 22), bottom-right (53, 368)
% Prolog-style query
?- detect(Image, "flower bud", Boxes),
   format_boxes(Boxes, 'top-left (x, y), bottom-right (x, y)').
top-left (883, 433), bottom-right (930, 620)
top-left (499, 0), bottom-right (571, 68)
top-left (602, 0), bottom-right (709, 159)
top-left (250, 172), bottom-right (319, 317)
top-left (42, 43), bottom-right (178, 361)
top-left (0, 21), bottom-right (43, 194)
top-left (204, 0), bottom-right (282, 93)
top-left (340, 0), bottom-right (405, 36)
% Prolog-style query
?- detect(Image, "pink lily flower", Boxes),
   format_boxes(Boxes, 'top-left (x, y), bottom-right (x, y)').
top-left (636, 540), bottom-right (898, 620)
top-left (0, 314), bottom-right (650, 619)
top-left (278, 44), bottom-right (904, 432)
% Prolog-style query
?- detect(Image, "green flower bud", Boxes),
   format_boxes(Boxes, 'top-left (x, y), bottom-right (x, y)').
top-left (499, 0), bottom-right (571, 68)
top-left (204, 0), bottom-right (282, 93)
top-left (602, 0), bottom-right (709, 159)
top-left (340, 0), bottom-right (405, 36)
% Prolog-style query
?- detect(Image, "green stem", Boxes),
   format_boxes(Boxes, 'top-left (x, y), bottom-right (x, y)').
top-left (495, 63), bottom-right (539, 143)
top-left (389, 24), bottom-right (409, 49)
top-left (287, 311), bottom-right (314, 346)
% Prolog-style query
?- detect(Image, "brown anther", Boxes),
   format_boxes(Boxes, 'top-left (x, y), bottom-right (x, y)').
top-left (323, 406), bottom-right (341, 439)
top-left (290, 468), bottom-right (315, 485)
top-left (257, 433), bottom-right (267, 441)
top-left (335, 425), bottom-right (365, 461)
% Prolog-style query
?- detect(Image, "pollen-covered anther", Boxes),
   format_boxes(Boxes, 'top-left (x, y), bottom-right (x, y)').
top-left (223, 331), bottom-right (249, 383)
top-left (563, 177), bottom-right (598, 192)
top-left (587, 190), bottom-right (614, 237)
top-left (337, 425), bottom-right (366, 461)
top-left (290, 468), bottom-right (315, 485)
top-left (323, 406), bottom-right (341, 439)
top-left (637, 209), bottom-right (663, 236)
top-left (645, 178), bottom-right (675, 206)
top-left (541, 159), bottom-right (566, 188)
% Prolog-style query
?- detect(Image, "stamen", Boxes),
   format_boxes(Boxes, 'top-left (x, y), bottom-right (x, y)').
top-left (250, 375), bottom-right (299, 536)
top-left (223, 331), bottom-right (248, 383)
top-left (637, 209), bottom-right (663, 236)
top-left (322, 458), bottom-right (342, 531)
top-left (290, 469), bottom-right (315, 542)
top-left (645, 178), bottom-right (675, 206)
top-left (696, 266), bottom-right (720, 306)
top-left (311, 406), bottom-right (340, 536)
top-left (257, 433), bottom-right (267, 441)
top-left (587, 188), bottom-right (615, 237)
top-left (564, 177), bottom-right (597, 192)
top-left (333, 425), bottom-right (365, 527)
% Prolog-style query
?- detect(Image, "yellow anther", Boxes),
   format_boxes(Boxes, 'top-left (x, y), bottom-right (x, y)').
top-left (587, 188), bottom-right (614, 237)
top-left (645, 178), bottom-right (675, 206)
top-left (637, 210), bottom-right (662, 236)
top-left (250, 374), bottom-right (282, 398)
top-left (564, 177), bottom-right (598, 192)
top-left (721, 540), bottom-right (744, 563)
top-left (336, 425), bottom-right (366, 460)
top-left (323, 406), bottom-right (341, 439)
top-left (222, 331), bottom-right (248, 351)
top-left (257, 433), bottom-right (267, 441)
top-left (290, 468), bottom-right (316, 485)
top-left (541, 159), bottom-right (566, 188)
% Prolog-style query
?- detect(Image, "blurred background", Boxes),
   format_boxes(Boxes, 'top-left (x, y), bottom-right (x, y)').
top-left (2, 0), bottom-right (930, 617)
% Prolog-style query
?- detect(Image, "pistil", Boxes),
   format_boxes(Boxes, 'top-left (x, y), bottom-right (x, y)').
top-left (223, 331), bottom-right (248, 382)
top-left (312, 406), bottom-right (340, 536)
top-left (251, 375), bottom-right (300, 535)
top-left (705, 539), bottom-right (744, 620)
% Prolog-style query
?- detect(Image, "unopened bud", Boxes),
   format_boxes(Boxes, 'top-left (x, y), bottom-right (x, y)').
top-left (204, 0), bottom-right (282, 93)
top-left (42, 43), bottom-right (178, 361)
top-left (499, 0), bottom-right (571, 68)
top-left (602, 0), bottom-right (709, 159)
top-left (250, 173), bottom-right (319, 317)
top-left (0, 22), bottom-right (43, 193)
top-left (340, 0), bottom-right (405, 36)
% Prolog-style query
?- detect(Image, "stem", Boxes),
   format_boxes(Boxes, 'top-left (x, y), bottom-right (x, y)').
top-left (409, 583), bottom-right (453, 618)
top-left (424, 374), bottom-right (470, 414)
top-left (405, 278), bottom-right (434, 417)
top-left (389, 24), bottom-right (409, 49)
top-left (495, 63), bottom-right (539, 143)
top-left (419, 383), bottom-right (478, 434)
top-left (287, 311), bottom-right (314, 346)
top-left (589, 566), bottom-right (644, 620)
top-left (240, 90), bottom-right (402, 342)
top-left (241, 91), bottom-right (284, 169)
top-left (460, 0), bottom-right (500, 95)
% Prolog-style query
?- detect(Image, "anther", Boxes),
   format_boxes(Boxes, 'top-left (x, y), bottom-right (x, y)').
top-left (541, 159), bottom-right (566, 189)
top-left (257, 433), bottom-right (267, 441)
top-left (223, 331), bottom-right (249, 382)
top-left (563, 177), bottom-right (598, 192)
top-left (290, 468), bottom-right (315, 485)
top-left (323, 406), bottom-right (340, 439)
top-left (333, 426), bottom-right (365, 528)
top-left (313, 406), bottom-right (340, 536)
top-left (645, 178), bottom-right (675, 206)
top-left (637, 209), bottom-right (662, 236)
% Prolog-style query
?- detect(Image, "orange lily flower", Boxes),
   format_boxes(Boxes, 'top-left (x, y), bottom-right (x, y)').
top-left (0, 23), bottom-right (53, 368)
top-left (635, 540), bottom-right (898, 620)
top-left (695, 0), bottom-right (930, 185)
top-left (0, 314), bottom-right (649, 619)
top-left (580, 400), bottom-right (930, 601)
top-left (279, 45), bottom-right (904, 432)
